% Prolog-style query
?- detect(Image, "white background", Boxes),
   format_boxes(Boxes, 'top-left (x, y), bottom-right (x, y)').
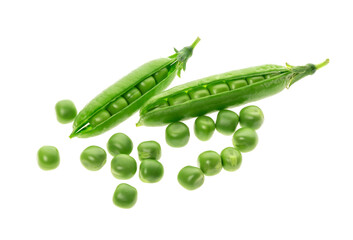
top-left (1, 0), bottom-right (352, 239)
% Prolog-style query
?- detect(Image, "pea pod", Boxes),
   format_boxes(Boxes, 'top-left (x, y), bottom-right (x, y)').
top-left (70, 37), bottom-right (200, 138)
top-left (137, 59), bottom-right (329, 126)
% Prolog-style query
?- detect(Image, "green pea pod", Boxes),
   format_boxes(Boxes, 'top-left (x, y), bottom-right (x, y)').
top-left (70, 37), bottom-right (200, 138)
top-left (137, 59), bottom-right (329, 126)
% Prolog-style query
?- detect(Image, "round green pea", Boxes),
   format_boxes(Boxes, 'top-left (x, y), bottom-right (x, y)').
top-left (112, 183), bottom-right (137, 209)
top-left (139, 160), bottom-right (164, 183)
top-left (80, 146), bottom-right (107, 171)
top-left (216, 110), bottom-right (239, 135)
top-left (197, 151), bottom-right (222, 176)
top-left (107, 133), bottom-right (133, 156)
top-left (37, 146), bottom-right (60, 170)
top-left (111, 154), bottom-right (137, 180)
top-left (89, 110), bottom-right (111, 127)
top-left (194, 116), bottom-right (215, 141)
top-left (137, 141), bottom-right (161, 161)
top-left (165, 122), bottom-right (190, 148)
top-left (232, 127), bottom-right (258, 152)
top-left (177, 166), bottom-right (204, 190)
top-left (55, 99), bottom-right (77, 124)
top-left (239, 105), bottom-right (264, 130)
top-left (153, 67), bottom-right (169, 83)
top-left (220, 147), bottom-right (242, 172)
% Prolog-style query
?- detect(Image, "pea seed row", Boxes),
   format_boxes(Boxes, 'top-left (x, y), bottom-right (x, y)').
top-left (145, 72), bottom-right (281, 111)
top-left (89, 67), bottom-right (169, 127)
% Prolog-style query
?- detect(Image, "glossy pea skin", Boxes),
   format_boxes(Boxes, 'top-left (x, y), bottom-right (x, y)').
top-left (113, 183), bottom-right (137, 209)
top-left (220, 147), bottom-right (242, 171)
top-left (216, 110), bottom-right (239, 135)
top-left (107, 133), bottom-right (133, 156)
top-left (55, 100), bottom-right (77, 124)
top-left (153, 68), bottom-right (169, 83)
top-left (137, 141), bottom-right (161, 161)
top-left (111, 154), bottom-right (137, 180)
top-left (80, 146), bottom-right (107, 171)
top-left (123, 87), bottom-right (142, 104)
top-left (137, 76), bottom-right (156, 94)
top-left (37, 146), bottom-right (60, 170)
top-left (197, 151), bottom-right (222, 176)
top-left (106, 97), bottom-right (128, 115)
top-left (89, 110), bottom-right (111, 127)
top-left (232, 127), bottom-right (258, 152)
top-left (194, 116), bottom-right (215, 141)
top-left (177, 166), bottom-right (204, 190)
top-left (239, 105), bottom-right (264, 130)
top-left (139, 160), bottom-right (164, 183)
top-left (165, 122), bottom-right (190, 148)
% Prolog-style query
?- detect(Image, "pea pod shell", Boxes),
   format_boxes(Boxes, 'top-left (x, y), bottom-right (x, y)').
top-left (138, 64), bottom-right (289, 126)
top-left (72, 58), bottom-right (175, 138)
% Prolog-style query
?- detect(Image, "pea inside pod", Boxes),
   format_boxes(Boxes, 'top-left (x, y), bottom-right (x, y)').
top-left (70, 37), bottom-right (200, 138)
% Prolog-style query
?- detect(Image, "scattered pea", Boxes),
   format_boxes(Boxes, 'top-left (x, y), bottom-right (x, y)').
top-left (55, 99), bottom-right (77, 124)
top-left (139, 160), bottom-right (164, 183)
top-left (197, 151), bottom-right (222, 176)
top-left (194, 116), bottom-right (215, 141)
top-left (216, 110), bottom-right (239, 135)
top-left (232, 127), bottom-right (258, 152)
top-left (111, 154), bottom-right (137, 180)
top-left (107, 133), bottom-right (133, 156)
top-left (80, 146), bottom-right (107, 171)
top-left (37, 146), bottom-right (60, 170)
top-left (239, 105), bottom-right (264, 130)
top-left (112, 183), bottom-right (137, 209)
top-left (137, 141), bottom-right (161, 161)
top-left (165, 122), bottom-right (190, 148)
top-left (177, 166), bottom-right (205, 190)
top-left (220, 147), bottom-right (242, 172)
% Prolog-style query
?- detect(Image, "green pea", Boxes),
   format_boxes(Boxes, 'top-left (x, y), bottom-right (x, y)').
top-left (80, 146), bottom-right (107, 171)
top-left (178, 166), bottom-right (204, 190)
top-left (106, 97), bottom-right (128, 115)
top-left (227, 79), bottom-right (247, 90)
top-left (37, 146), bottom-right (60, 170)
top-left (55, 99), bottom-right (77, 124)
top-left (197, 150), bottom-right (222, 176)
top-left (168, 92), bottom-right (190, 106)
top-left (89, 110), bottom-right (111, 127)
top-left (216, 110), bottom-right (239, 135)
top-left (188, 87), bottom-right (210, 99)
top-left (232, 127), bottom-right (258, 152)
top-left (111, 154), bottom-right (137, 180)
top-left (137, 141), bottom-right (161, 161)
top-left (123, 87), bottom-right (141, 104)
top-left (107, 133), bottom-right (133, 156)
top-left (208, 82), bottom-right (229, 95)
top-left (220, 147), bottom-right (242, 172)
top-left (139, 160), bottom-right (164, 183)
top-left (247, 76), bottom-right (265, 84)
top-left (137, 76), bottom-right (156, 94)
top-left (194, 116), bottom-right (215, 141)
top-left (112, 183), bottom-right (137, 209)
top-left (165, 122), bottom-right (190, 148)
top-left (239, 105), bottom-right (264, 130)
top-left (153, 67), bottom-right (169, 83)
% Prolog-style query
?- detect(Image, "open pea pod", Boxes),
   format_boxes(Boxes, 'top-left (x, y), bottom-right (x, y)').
top-left (137, 59), bottom-right (329, 126)
top-left (70, 37), bottom-right (200, 138)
